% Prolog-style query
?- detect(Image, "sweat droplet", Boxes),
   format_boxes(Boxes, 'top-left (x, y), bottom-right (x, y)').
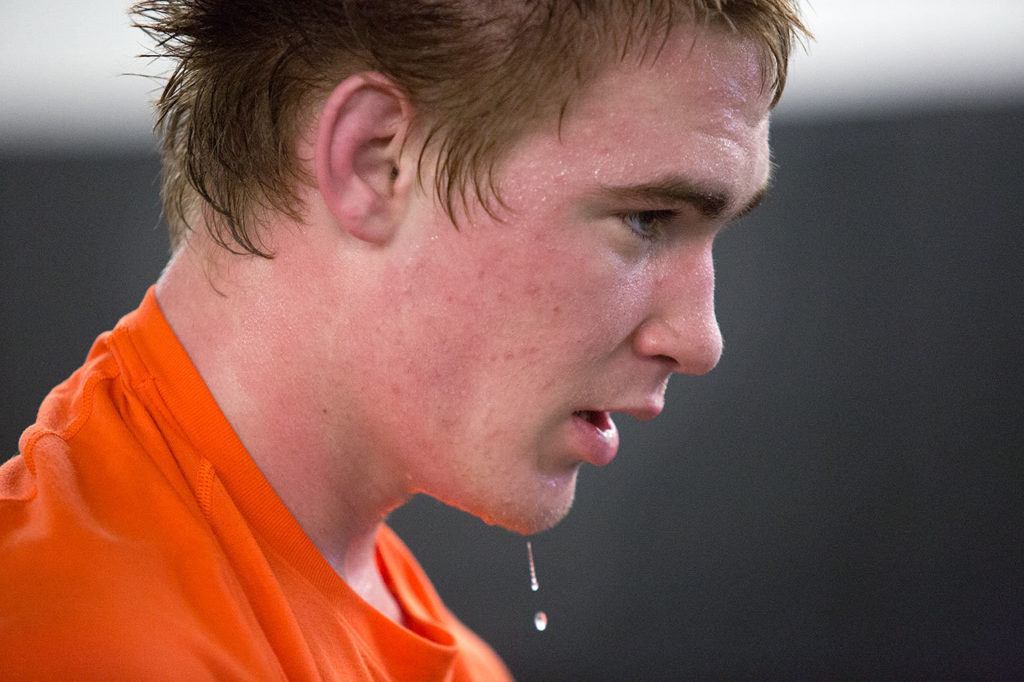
top-left (526, 542), bottom-right (547, 631)
top-left (526, 541), bottom-right (539, 592)
top-left (534, 611), bottom-right (548, 631)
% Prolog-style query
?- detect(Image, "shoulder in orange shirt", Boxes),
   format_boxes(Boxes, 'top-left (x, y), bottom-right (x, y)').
top-left (0, 289), bottom-right (512, 681)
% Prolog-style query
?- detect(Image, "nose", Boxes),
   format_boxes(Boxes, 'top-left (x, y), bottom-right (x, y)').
top-left (631, 242), bottom-right (724, 376)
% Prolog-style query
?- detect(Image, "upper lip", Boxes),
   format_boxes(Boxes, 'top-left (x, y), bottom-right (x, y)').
top-left (583, 396), bottom-right (665, 422)
top-left (619, 400), bottom-right (664, 422)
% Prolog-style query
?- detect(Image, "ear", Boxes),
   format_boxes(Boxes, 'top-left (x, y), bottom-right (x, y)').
top-left (314, 73), bottom-right (414, 245)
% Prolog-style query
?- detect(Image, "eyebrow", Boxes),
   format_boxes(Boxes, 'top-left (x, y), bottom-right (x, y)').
top-left (596, 175), bottom-right (769, 221)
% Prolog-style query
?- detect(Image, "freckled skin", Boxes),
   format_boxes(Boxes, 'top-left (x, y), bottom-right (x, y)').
top-left (335, 25), bottom-right (774, 534)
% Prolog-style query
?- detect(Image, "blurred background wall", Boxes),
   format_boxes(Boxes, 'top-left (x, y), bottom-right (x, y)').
top-left (3, 1), bottom-right (1022, 678)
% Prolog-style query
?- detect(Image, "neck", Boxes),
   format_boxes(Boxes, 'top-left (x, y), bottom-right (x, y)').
top-left (154, 230), bottom-right (409, 623)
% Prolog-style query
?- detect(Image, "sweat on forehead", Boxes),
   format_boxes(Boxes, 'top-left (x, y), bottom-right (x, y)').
top-left (134, 0), bottom-right (807, 256)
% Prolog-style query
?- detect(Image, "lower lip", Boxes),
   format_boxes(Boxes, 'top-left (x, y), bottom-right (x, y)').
top-left (569, 412), bottom-right (620, 467)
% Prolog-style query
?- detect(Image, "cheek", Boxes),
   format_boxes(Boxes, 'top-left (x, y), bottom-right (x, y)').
top-left (385, 208), bottom-right (653, 391)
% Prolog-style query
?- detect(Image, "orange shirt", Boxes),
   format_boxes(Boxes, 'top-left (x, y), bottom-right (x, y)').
top-left (0, 288), bottom-right (512, 681)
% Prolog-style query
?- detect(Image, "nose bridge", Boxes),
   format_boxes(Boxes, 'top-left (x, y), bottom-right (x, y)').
top-left (648, 240), bottom-right (723, 375)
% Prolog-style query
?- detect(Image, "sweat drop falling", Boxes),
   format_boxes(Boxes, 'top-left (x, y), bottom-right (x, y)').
top-left (526, 541), bottom-right (547, 632)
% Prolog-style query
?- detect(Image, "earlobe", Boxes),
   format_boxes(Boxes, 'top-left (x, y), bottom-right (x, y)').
top-left (314, 73), bottom-right (413, 245)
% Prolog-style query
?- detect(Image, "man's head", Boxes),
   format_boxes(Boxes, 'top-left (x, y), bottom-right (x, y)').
top-left (141, 1), bottom-right (808, 535)
top-left (134, 0), bottom-right (806, 255)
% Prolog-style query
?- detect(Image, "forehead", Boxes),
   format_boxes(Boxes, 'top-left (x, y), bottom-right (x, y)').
top-left (506, 25), bottom-right (773, 201)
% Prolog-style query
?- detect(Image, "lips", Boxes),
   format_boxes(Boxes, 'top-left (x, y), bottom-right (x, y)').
top-left (573, 410), bottom-right (614, 432)
top-left (570, 409), bottom-right (619, 467)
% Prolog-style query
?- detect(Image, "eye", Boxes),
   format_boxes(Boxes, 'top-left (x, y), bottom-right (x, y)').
top-left (620, 209), bottom-right (677, 241)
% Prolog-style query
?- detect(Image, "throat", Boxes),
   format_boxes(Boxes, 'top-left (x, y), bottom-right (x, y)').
top-left (342, 555), bottom-right (407, 626)
top-left (370, 581), bottom-right (407, 626)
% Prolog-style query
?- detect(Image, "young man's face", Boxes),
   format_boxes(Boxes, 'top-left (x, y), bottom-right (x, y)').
top-left (349, 26), bottom-right (773, 533)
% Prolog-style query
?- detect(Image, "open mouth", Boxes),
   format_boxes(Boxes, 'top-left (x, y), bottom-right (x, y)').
top-left (573, 409), bottom-right (614, 434)
top-left (570, 409), bottom-right (620, 466)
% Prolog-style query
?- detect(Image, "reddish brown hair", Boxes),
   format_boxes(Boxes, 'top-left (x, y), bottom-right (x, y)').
top-left (132, 0), bottom-right (809, 256)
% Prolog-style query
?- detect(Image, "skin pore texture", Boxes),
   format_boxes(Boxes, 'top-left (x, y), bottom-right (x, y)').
top-left (155, 23), bottom-right (773, 623)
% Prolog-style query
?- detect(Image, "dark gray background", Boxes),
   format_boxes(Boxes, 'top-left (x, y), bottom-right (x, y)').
top-left (3, 103), bottom-right (1022, 679)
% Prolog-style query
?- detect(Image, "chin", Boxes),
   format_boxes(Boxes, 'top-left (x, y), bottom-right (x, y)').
top-left (417, 457), bottom-right (583, 535)
top-left (501, 505), bottom-right (573, 536)
top-left (443, 479), bottom-right (578, 536)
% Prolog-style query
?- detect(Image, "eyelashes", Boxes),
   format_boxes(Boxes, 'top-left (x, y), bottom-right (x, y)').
top-left (619, 209), bottom-right (678, 241)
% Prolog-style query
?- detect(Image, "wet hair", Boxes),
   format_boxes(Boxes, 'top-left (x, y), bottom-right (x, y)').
top-left (132, 0), bottom-right (809, 256)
